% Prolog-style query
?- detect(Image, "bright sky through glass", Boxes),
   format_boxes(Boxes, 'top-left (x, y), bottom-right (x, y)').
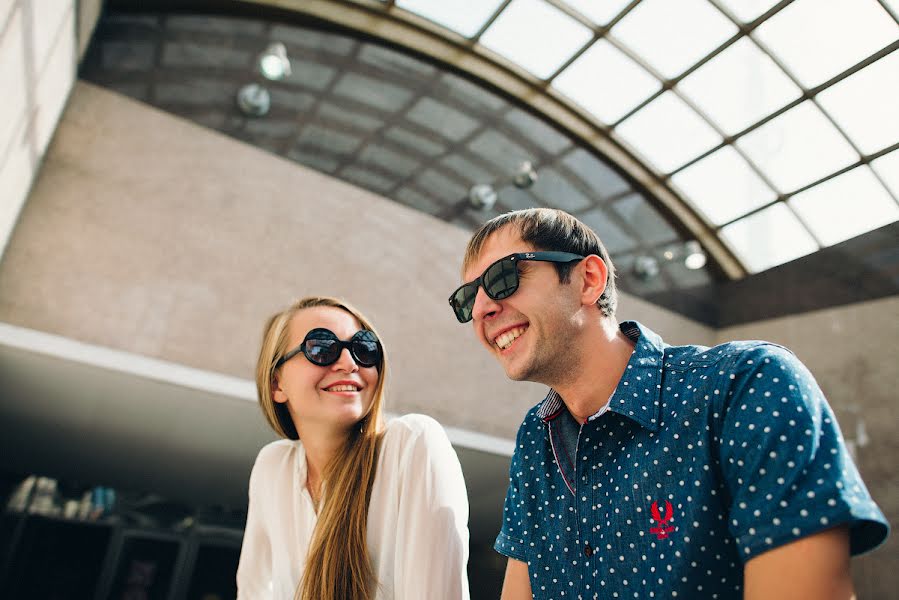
top-left (562, 0), bottom-right (633, 26)
top-left (720, 203), bottom-right (819, 273)
top-left (480, 0), bottom-right (593, 79)
top-left (396, 0), bottom-right (506, 38)
top-left (612, 0), bottom-right (738, 79)
top-left (553, 39), bottom-right (658, 124)
top-left (678, 37), bottom-right (801, 134)
top-left (790, 166), bottom-right (899, 246)
top-left (737, 101), bottom-right (857, 192)
top-left (816, 49), bottom-right (899, 155)
top-left (753, 0), bottom-right (898, 88)
top-left (671, 146), bottom-right (775, 226)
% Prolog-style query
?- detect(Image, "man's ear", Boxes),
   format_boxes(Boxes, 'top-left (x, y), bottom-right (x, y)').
top-left (272, 373), bottom-right (288, 404)
top-left (579, 255), bottom-right (608, 307)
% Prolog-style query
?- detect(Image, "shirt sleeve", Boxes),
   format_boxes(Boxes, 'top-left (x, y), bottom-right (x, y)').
top-left (494, 410), bottom-right (538, 563)
top-left (237, 446), bottom-right (274, 599)
top-left (393, 415), bottom-right (470, 600)
top-left (716, 344), bottom-right (889, 562)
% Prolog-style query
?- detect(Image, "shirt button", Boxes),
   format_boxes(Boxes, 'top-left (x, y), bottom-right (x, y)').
top-left (584, 543), bottom-right (593, 557)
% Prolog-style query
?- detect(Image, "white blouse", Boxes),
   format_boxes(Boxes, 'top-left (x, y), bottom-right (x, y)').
top-left (236, 414), bottom-right (470, 599)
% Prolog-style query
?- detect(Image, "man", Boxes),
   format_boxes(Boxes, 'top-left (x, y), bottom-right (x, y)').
top-left (449, 208), bottom-right (888, 599)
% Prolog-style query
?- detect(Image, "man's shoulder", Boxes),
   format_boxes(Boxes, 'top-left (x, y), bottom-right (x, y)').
top-left (662, 338), bottom-right (797, 372)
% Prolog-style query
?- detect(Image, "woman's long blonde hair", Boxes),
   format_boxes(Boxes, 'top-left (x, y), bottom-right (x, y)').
top-left (255, 296), bottom-right (387, 600)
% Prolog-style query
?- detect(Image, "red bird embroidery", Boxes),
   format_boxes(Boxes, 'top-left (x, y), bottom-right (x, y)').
top-left (649, 500), bottom-right (676, 540)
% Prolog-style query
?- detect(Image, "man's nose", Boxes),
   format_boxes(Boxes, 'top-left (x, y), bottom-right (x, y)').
top-left (471, 285), bottom-right (501, 322)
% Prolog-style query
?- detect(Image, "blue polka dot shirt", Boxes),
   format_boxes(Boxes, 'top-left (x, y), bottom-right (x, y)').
top-left (494, 321), bottom-right (888, 599)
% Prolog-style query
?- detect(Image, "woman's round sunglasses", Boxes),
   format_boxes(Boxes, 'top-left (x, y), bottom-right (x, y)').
top-left (448, 251), bottom-right (585, 323)
top-left (276, 328), bottom-right (382, 369)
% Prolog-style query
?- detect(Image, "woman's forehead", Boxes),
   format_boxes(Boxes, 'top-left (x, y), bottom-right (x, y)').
top-left (289, 306), bottom-right (362, 340)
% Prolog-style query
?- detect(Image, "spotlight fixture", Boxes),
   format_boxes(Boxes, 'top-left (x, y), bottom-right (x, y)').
top-left (258, 42), bottom-right (291, 81)
top-left (468, 183), bottom-right (498, 210)
top-left (513, 161), bottom-right (538, 189)
top-left (633, 255), bottom-right (660, 281)
top-left (236, 83), bottom-right (271, 117)
top-left (683, 241), bottom-right (707, 270)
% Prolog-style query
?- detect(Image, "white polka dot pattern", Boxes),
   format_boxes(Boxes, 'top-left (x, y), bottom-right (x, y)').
top-left (494, 321), bottom-right (888, 600)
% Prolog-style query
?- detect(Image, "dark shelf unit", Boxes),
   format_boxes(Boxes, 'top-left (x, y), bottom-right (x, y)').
top-left (0, 512), bottom-right (242, 600)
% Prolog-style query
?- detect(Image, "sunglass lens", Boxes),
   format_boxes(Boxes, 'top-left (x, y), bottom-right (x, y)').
top-left (452, 283), bottom-right (478, 323)
top-left (351, 331), bottom-right (381, 367)
top-left (304, 337), bottom-right (340, 365)
top-left (485, 258), bottom-right (518, 300)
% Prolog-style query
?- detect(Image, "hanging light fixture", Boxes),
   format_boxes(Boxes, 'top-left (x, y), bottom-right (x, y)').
top-left (683, 240), bottom-right (707, 270)
top-left (236, 83), bottom-right (271, 117)
top-left (258, 42), bottom-right (291, 81)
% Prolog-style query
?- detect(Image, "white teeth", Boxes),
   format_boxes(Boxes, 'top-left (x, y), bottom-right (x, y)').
top-left (494, 326), bottom-right (527, 350)
top-left (325, 384), bottom-right (360, 392)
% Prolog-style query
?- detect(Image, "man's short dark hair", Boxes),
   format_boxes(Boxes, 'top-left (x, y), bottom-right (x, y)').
top-left (463, 208), bottom-right (618, 317)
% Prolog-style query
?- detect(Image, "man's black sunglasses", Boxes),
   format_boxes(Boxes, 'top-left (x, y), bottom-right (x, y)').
top-left (449, 251), bottom-right (585, 323)
top-left (276, 328), bottom-right (382, 369)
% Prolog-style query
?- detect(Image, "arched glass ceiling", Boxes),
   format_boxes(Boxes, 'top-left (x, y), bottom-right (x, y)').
top-left (382, 0), bottom-right (899, 273)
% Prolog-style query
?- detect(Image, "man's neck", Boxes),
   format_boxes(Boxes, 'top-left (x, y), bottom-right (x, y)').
top-left (553, 319), bottom-right (635, 423)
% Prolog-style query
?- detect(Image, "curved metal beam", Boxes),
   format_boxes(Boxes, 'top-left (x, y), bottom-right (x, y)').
top-left (252, 0), bottom-right (747, 278)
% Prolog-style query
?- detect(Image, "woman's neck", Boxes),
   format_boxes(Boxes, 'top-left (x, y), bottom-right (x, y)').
top-left (297, 425), bottom-right (350, 507)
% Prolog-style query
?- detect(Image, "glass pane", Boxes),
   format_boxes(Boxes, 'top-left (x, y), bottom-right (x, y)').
top-left (615, 92), bottom-right (722, 174)
top-left (529, 167), bottom-right (593, 212)
top-left (610, 0), bottom-right (738, 79)
top-left (332, 73), bottom-right (414, 112)
top-left (671, 146), bottom-right (776, 225)
top-left (753, 0), bottom-right (898, 88)
top-left (553, 39), bottom-right (659, 124)
top-left (790, 167), bottom-right (899, 246)
top-left (405, 97), bottom-right (481, 142)
top-left (678, 37), bottom-right (801, 134)
top-left (720, 203), bottom-right (819, 273)
top-left (816, 49), bottom-right (899, 156)
top-left (578, 207), bottom-right (639, 253)
top-left (716, 0), bottom-right (781, 23)
top-left (560, 148), bottom-right (632, 200)
top-left (480, 0), bottom-right (594, 79)
top-left (871, 149), bottom-right (899, 197)
top-left (563, 0), bottom-right (633, 25)
top-left (737, 100), bottom-right (857, 192)
top-left (611, 194), bottom-right (679, 246)
top-left (396, 0), bottom-right (506, 37)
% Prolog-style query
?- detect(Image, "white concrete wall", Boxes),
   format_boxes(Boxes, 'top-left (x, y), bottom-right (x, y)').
top-left (0, 0), bottom-right (78, 261)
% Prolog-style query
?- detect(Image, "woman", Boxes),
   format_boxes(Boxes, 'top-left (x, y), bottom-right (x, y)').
top-left (237, 296), bottom-right (470, 600)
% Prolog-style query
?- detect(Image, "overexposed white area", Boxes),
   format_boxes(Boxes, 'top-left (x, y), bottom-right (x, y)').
top-left (871, 149), bottom-right (899, 198)
top-left (396, 0), bottom-right (505, 37)
top-left (737, 101), bottom-right (857, 192)
top-left (480, 0), bottom-right (593, 79)
top-left (790, 167), bottom-right (899, 246)
top-left (563, 0), bottom-right (632, 25)
top-left (753, 0), bottom-right (897, 87)
top-left (553, 39), bottom-right (658, 124)
top-left (611, 0), bottom-right (737, 78)
top-left (720, 203), bottom-right (819, 272)
top-left (678, 37), bottom-right (801, 134)
top-left (615, 91), bottom-right (721, 173)
top-left (672, 146), bottom-right (775, 226)
top-left (817, 49), bottom-right (899, 155)
top-left (716, 0), bottom-right (780, 22)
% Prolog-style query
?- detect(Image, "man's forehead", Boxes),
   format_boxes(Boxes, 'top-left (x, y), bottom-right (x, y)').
top-left (462, 227), bottom-right (534, 279)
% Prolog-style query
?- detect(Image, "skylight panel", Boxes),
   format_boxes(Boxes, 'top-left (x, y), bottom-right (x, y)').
top-left (480, 0), bottom-right (594, 79)
top-left (816, 49), bottom-right (899, 156)
top-left (871, 149), bottom-right (899, 198)
top-left (737, 100), bottom-right (857, 193)
top-left (553, 39), bottom-right (659, 124)
top-left (563, 0), bottom-right (633, 25)
top-left (615, 92), bottom-right (721, 174)
top-left (753, 0), bottom-right (898, 88)
top-left (716, 0), bottom-right (781, 23)
top-left (678, 37), bottom-right (801, 134)
top-left (671, 146), bottom-right (776, 226)
top-left (790, 167), bottom-right (899, 246)
top-left (396, 0), bottom-right (506, 38)
top-left (720, 203), bottom-right (819, 273)
top-left (610, 0), bottom-right (738, 79)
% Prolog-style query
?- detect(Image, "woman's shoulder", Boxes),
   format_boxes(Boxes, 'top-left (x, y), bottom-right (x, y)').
top-left (381, 414), bottom-right (455, 463)
top-left (383, 413), bottom-right (447, 442)
top-left (252, 438), bottom-right (300, 473)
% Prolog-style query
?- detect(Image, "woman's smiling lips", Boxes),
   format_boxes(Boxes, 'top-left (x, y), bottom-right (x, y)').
top-left (321, 380), bottom-right (363, 393)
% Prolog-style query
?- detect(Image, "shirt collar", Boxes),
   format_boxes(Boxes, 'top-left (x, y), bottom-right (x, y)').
top-left (537, 320), bottom-right (665, 432)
